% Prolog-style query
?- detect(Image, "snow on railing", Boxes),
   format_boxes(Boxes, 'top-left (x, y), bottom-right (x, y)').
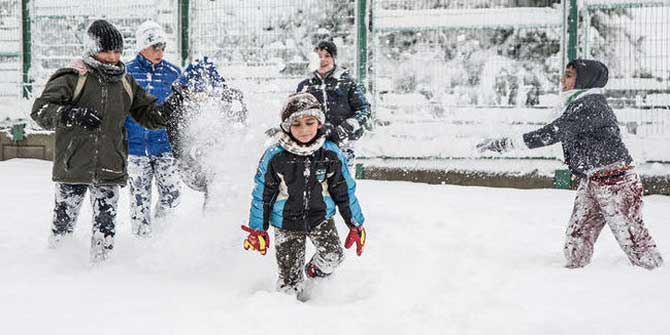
top-left (374, 7), bottom-right (562, 31)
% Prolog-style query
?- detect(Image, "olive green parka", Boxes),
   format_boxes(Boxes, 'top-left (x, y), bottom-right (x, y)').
top-left (31, 67), bottom-right (176, 185)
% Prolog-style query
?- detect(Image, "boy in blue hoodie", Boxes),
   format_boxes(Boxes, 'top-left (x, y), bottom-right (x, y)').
top-left (478, 59), bottom-right (663, 270)
top-left (242, 92), bottom-right (366, 300)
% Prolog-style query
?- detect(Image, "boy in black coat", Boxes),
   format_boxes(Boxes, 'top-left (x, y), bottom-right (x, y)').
top-left (478, 59), bottom-right (663, 270)
top-left (242, 92), bottom-right (367, 299)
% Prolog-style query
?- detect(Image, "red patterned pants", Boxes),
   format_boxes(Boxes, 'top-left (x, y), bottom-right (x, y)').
top-left (564, 171), bottom-right (663, 269)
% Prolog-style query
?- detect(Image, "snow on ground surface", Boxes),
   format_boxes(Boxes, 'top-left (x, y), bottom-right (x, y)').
top-left (1, 158), bottom-right (670, 335)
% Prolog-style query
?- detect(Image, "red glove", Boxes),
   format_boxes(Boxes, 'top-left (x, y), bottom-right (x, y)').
top-left (344, 225), bottom-right (366, 256)
top-left (241, 225), bottom-right (270, 255)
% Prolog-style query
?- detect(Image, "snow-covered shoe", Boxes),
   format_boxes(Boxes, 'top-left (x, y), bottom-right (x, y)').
top-left (90, 232), bottom-right (114, 263)
top-left (296, 285), bottom-right (311, 302)
top-left (132, 222), bottom-right (152, 238)
top-left (48, 233), bottom-right (73, 249)
top-left (635, 251), bottom-right (664, 270)
top-left (305, 262), bottom-right (331, 279)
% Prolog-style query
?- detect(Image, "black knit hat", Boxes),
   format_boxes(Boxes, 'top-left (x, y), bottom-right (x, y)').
top-left (315, 40), bottom-right (337, 58)
top-left (86, 20), bottom-right (124, 54)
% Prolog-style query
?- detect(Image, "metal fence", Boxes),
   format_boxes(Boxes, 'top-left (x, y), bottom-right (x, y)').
top-left (578, 1), bottom-right (670, 140)
top-left (189, 0), bottom-right (356, 99)
top-left (0, 0), bottom-right (21, 97)
top-left (26, 0), bottom-right (179, 97)
top-left (1, 0), bottom-right (669, 162)
top-left (364, 0), bottom-right (565, 160)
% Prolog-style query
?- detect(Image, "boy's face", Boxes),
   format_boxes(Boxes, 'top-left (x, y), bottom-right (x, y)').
top-left (140, 43), bottom-right (166, 65)
top-left (561, 66), bottom-right (577, 91)
top-left (94, 50), bottom-right (122, 65)
top-left (290, 115), bottom-right (321, 144)
top-left (317, 49), bottom-right (335, 73)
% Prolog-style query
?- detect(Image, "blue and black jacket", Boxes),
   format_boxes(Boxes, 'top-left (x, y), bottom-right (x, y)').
top-left (249, 139), bottom-right (364, 232)
top-left (124, 53), bottom-right (181, 156)
top-left (296, 66), bottom-right (370, 143)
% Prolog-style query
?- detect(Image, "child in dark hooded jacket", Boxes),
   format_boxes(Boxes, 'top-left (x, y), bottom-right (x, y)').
top-left (241, 92), bottom-right (366, 300)
top-left (478, 59), bottom-right (663, 270)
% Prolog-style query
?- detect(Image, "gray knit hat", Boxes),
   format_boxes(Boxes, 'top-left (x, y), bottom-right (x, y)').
top-left (280, 92), bottom-right (325, 132)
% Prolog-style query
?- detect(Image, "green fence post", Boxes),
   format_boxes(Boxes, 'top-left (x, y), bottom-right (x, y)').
top-left (356, 0), bottom-right (367, 89)
top-left (553, 169), bottom-right (572, 189)
top-left (567, 0), bottom-right (578, 61)
top-left (11, 123), bottom-right (26, 143)
top-left (21, 0), bottom-right (32, 98)
top-left (355, 163), bottom-right (365, 179)
top-left (179, 0), bottom-right (190, 68)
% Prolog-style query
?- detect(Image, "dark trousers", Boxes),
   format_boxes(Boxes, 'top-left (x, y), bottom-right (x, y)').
top-left (274, 219), bottom-right (345, 292)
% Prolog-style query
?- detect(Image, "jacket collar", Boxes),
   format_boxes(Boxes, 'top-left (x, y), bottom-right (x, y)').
top-left (311, 65), bottom-right (345, 82)
top-left (134, 53), bottom-right (164, 72)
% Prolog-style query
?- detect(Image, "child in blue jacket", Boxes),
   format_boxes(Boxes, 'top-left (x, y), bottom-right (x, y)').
top-left (242, 92), bottom-right (366, 299)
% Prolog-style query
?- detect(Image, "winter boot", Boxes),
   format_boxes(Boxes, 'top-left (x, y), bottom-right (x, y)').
top-left (305, 262), bottom-right (331, 279)
top-left (90, 232), bottom-right (114, 263)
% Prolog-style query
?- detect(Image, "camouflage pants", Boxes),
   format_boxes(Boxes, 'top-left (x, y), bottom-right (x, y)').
top-left (274, 219), bottom-right (345, 293)
top-left (51, 183), bottom-right (119, 240)
top-left (564, 171), bottom-right (663, 269)
top-left (127, 152), bottom-right (182, 236)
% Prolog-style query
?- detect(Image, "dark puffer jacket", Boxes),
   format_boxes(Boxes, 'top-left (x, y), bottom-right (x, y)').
top-left (31, 67), bottom-right (176, 185)
top-left (522, 60), bottom-right (632, 178)
top-left (249, 140), bottom-right (364, 232)
top-left (296, 66), bottom-right (370, 143)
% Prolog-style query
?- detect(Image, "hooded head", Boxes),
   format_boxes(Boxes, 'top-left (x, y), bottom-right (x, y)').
top-left (280, 92), bottom-right (325, 133)
top-left (135, 20), bottom-right (166, 51)
top-left (86, 20), bottom-right (124, 55)
top-left (566, 59), bottom-right (609, 89)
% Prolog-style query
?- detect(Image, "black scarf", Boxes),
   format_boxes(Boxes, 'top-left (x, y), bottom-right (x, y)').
top-left (83, 54), bottom-right (126, 83)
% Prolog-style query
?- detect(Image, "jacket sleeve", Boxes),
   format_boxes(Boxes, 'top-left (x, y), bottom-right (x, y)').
top-left (249, 147), bottom-right (281, 231)
top-left (31, 70), bottom-right (78, 130)
top-left (343, 75), bottom-right (371, 141)
top-left (126, 75), bottom-right (178, 130)
top-left (522, 102), bottom-right (584, 149)
top-left (325, 143), bottom-right (364, 228)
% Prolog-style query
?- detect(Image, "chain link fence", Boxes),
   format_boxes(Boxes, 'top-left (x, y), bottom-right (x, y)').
top-left (579, 1), bottom-right (670, 142)
top-left (362, 0), bottom-right (564, 160)
top-left (1, 0), bottom-right (669, 162)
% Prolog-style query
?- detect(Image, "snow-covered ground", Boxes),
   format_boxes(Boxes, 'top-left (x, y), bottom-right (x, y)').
top-left (2, 158), bottom-right (669, 335)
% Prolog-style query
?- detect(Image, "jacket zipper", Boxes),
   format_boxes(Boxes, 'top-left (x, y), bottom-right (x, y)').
top-left (302, 156), bottom-right (311, 233)
top-left (95, 83), bottom-right (107, 183)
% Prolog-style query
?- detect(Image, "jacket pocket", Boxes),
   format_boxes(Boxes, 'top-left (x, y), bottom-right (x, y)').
top-left (64, 138), bottom-right (83, 171)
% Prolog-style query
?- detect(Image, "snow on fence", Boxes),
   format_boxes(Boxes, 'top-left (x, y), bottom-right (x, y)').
top-left (0, 0), bottom-right (669, 163)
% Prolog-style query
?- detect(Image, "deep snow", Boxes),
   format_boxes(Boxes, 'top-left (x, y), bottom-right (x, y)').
top-left (1, 158), bottom-right (669, 335)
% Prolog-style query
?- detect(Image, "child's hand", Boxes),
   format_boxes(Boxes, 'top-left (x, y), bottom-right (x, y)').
top-left (241, 225), bottom-right (270, 255)
top-left (344, 225), bottom-right (366, 256)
